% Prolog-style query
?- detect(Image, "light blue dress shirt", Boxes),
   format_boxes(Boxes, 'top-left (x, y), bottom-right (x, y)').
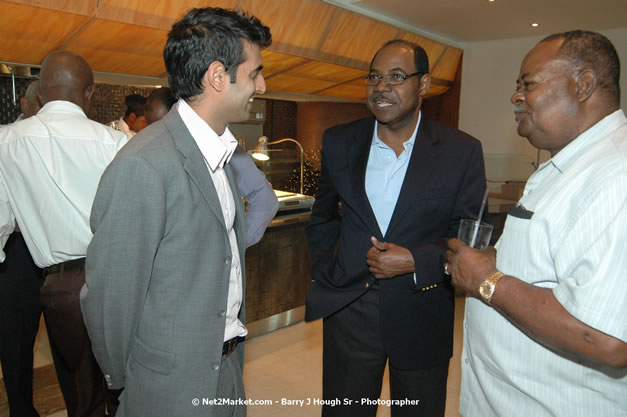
top-left (365, 114), bottom-right (420, 237)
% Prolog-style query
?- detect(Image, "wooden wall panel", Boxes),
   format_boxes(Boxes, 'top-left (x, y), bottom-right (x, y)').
top-left (296, 101), bottom-right (370, 152)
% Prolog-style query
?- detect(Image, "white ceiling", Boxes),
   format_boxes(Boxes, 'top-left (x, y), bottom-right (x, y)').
top-left (325, 0), bottom-right (627, 44)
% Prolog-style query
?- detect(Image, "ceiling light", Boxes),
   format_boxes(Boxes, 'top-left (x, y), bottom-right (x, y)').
top-left (531, 23), bottom-right (540, 27)
top-left (488, 0), bottom-right (495, 2)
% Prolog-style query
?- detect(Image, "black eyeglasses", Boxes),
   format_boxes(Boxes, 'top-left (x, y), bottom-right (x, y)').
top-left (363, 72), bottom-right (423, 86)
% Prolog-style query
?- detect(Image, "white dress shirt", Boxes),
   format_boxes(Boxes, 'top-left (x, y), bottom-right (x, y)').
top-left (460, 110), bottom-right (627, 417)
top-left (177, 99), bottom-right (247, 342)
top-left (0, 101), bottom-right (128, 267)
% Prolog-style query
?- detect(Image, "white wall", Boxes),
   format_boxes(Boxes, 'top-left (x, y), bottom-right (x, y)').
top-left (459, 27), bottom-right (627, 165)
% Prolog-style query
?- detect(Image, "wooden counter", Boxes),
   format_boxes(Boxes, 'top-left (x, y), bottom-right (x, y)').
top-left (245, 215), bottom-right (311, 333)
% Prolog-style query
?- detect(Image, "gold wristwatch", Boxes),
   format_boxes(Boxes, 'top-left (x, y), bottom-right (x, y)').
top-left (479, 271), bottom-right (504, 304)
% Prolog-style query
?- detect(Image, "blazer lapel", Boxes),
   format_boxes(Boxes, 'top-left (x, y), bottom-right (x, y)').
top-left (385, 115), bottom-right (441, 238)
top-left (348, 118), bottom-right (383, 239)
top-left (163, 109), bottom-right (227, 233)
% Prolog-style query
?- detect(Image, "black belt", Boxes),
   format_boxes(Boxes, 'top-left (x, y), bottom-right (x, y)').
top-left (222, 337), bottom-right (244, 357)
top-left (43, 258), bottom-right (86, 277)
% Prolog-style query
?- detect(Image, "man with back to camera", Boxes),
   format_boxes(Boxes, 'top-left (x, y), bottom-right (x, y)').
top-left (446, 30), bottom-right (627, 416)
top-left (144, 86), bottom-right (278, 247)
top-left (0, 80), bottom-right (44, 417)
top-left (305, 39), bottom-right (488, 417)
top-left (0, 51), bottom-right (128, 417)
top-left (108, 93), bottom-right (147, 137)
top-left (81, 7), bottom-right (272, 417)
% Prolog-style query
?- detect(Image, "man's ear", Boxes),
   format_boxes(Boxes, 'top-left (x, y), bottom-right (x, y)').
top-left (575, 69), bottom-right (597, 102)
top-left (419, 73), bottom-right (432, 97)
top-left (83, 84), bottom-right (96, 114)
top-left (205, 61), bottom-right (227, 92)
top-left (19, 96), bottom-right (29, 114)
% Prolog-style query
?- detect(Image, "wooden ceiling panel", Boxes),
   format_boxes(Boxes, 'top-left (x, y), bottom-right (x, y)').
top-left (430, 47), bottom-right (462, 81)
top-left (320, 9), bottom-right (399, 65)
top-left (400, 32), bottom-right (450, 76)
top-left (316, 81), bottom-right (367, 101)
top-left (65, 19), bottom-right (167, 76)
top-left (0, 2), bottom-right (91, 64)
top-left (424, 84), bottom-right (449, 98)
top-left (261, 51), bottom-right (310, 78)
top-left (281, 61), bottom-right (366, 83)
top-left (0, 0), bottom-right (462, 101)
top-left (241, 0), bottom-right (337, 55)
top-left (97, 0), bottom-right (238, 30)
top-left (4, 0), bottom-right (97, 15)
top-left (265, 73), bottom-right (339, 95)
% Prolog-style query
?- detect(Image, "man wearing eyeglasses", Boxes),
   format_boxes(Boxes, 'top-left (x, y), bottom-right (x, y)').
top-left (306, 40), bottom-right (488, 417)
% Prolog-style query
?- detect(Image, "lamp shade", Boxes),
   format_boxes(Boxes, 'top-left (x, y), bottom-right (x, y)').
top-left (252, 136), bottom-right (270, 161)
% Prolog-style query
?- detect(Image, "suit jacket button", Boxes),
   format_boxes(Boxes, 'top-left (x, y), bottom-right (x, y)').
top-left (218, 310), bottom-right (226, 317)
top-left (224, 257), bottom-right (231, 264)
top-left (212, 362), bottom-right (220, 371)
top-left (365, 282), bottom-right (369, 288)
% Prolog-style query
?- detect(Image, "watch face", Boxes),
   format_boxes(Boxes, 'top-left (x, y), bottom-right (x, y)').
top-left (479, 281), bottom-right (493, 301)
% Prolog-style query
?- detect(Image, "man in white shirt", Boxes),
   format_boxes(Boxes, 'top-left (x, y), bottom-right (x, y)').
top-left (0, 51), bottom-right (128, 417)
top-left (80, 7), bottom-right (272, 417)
top-left (446, 30), bottom-right (627, 416)
top-left (0, 80), bottom-right (44, 417)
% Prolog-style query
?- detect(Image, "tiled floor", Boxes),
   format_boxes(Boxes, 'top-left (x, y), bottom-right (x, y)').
top-left (1, 297), bottom-right (465, 417)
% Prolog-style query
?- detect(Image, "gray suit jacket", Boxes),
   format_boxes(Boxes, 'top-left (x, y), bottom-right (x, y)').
top-left (81, 107), bottom-right (247, 417)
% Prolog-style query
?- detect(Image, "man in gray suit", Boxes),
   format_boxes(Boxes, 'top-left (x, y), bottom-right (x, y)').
top-left (80, 7), bottom-right (272, 417)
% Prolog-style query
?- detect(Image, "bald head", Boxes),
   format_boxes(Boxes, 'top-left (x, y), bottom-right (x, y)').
top-left (39, 50), bottom-right (95, 111)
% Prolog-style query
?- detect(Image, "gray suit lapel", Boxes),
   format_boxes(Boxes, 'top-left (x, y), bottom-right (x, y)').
top-left (162, 109), bottom-right (227, 233)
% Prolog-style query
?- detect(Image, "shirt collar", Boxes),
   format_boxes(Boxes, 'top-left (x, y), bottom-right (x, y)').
top-left (38, 100), bottom-right (87, 116)
top-left (176, 99), bottom-right (238, 171)
top-left (372, 111), bottom-right (421, 152)
top-left (550, 109), bottom-right (626, 173)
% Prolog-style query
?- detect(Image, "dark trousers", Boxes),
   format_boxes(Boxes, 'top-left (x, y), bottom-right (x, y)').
top-left (40, 260), bottom-right (112, 417)
top-left (214, 352), bottom-right (246, 417)
top-left (0, 233), bottom-right (44, 417)
top-left (322, 288), bottom-right (449, 417)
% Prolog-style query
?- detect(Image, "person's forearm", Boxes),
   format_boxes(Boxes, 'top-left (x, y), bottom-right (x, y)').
top-left (491, 276), bottom-right (627, 368)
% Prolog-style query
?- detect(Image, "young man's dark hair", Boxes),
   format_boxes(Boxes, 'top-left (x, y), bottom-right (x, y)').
top-left (124, 93), bottom-right (146, 117)
top-left (163, 7), bottom-right (272, 100)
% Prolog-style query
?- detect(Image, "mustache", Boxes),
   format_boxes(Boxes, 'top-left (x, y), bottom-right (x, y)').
top-left (371, 94), bottom-right (392, 102)
top-left (513, 104), bottom-right (527, 113)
